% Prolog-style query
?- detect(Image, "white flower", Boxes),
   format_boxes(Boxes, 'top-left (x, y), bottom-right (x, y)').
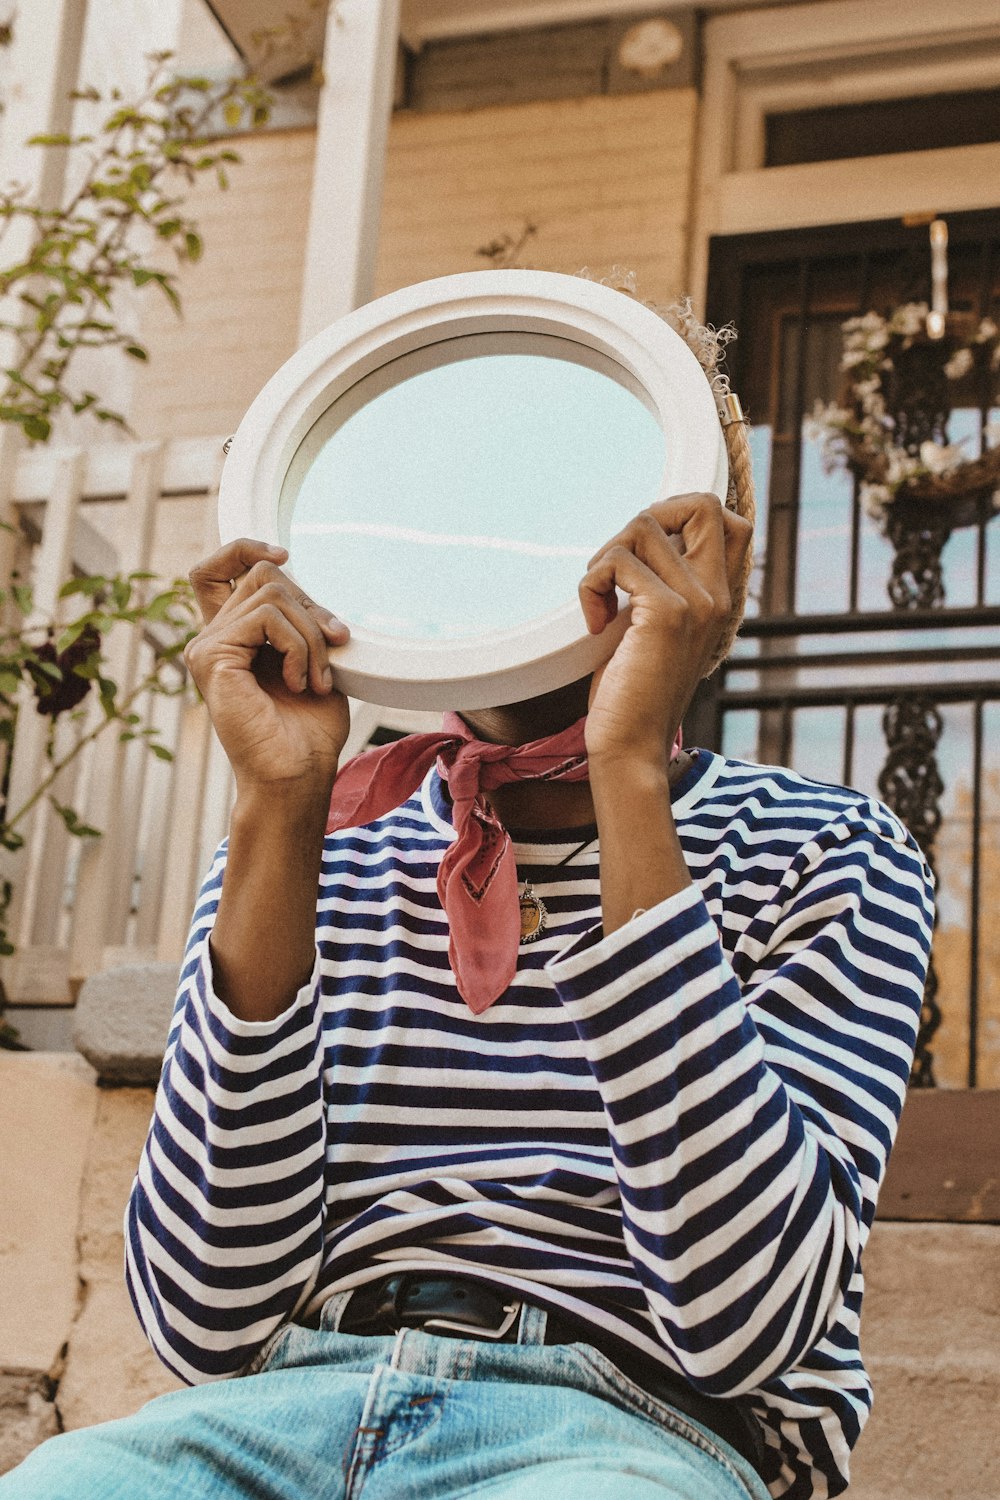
top-left (888, 302), bottom-right (928, 337)
top-left (885, 451), bottom-right (918, 486)
top-left (861, 482), bottom-right (891, 517)
top-left (844, 311), bottom-right (885, 334)
top-left (805, 400), bottom-right (847, 437)
top-left (841, 349), bottom-right (870, 369)
top-left (975, 318), bottom-right (998, 343)
top-left (918, 439), bottom-right (964, 474)
top-left (943, 347), bottom-right (974, 380)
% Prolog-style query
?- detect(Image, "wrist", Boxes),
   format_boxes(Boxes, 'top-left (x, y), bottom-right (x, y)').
top-left (232, 774), bottom-right (336, 835)
top-left (588, 750), bottom-right (672, 802)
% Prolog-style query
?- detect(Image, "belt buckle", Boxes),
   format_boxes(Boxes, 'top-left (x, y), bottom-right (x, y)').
top-left (420, 1301), bottom-right (521, 1341)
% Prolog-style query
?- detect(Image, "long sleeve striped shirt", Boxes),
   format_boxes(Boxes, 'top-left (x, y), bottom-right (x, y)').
top-left (125, 750), bottom-right (934, 1499)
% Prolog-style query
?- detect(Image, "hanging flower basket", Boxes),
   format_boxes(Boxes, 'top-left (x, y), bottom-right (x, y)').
top-left (807, 303), bottom-right (1000, 530)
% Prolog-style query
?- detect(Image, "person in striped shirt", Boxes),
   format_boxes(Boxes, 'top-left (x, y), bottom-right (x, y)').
top-left (1, 493), bottom-right (933, 1500)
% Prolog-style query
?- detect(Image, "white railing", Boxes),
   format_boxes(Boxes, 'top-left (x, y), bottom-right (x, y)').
top-left (0, 433), bottom-right (229, 1003)
top-left (0, 430), bottom-right (438, 1005)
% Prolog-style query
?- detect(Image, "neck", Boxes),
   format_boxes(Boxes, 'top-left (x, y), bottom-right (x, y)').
top-left (457, 679), bottom-right (593, 830)
top-left (453, 682), bottom-right (692, 832)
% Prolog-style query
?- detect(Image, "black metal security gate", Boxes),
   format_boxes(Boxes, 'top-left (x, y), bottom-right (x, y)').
top-left (700, 211), bottom-right (1000, 1091)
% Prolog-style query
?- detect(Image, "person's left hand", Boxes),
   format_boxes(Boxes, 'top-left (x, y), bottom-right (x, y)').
top-left (580, 493), bottom-right (752, 770)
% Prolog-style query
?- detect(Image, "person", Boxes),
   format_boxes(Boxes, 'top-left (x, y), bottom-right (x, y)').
top-left (0, 490), bottom-right (933, 1500)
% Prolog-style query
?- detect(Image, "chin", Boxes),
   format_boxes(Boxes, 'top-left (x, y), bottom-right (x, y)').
top-left (461, 677), bottom-right (592, 743)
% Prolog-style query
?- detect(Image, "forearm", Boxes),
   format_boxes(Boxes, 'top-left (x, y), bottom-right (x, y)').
top-left (126, 827), bottom-right (332, 1381)
top-left (550, 808), bottom-right (932, 1394)
top-left (590, 753), bottom-right (692, 935)
top-left (211, 779), bottom-right (334, 1022)
top-left (552, 888), bottom-right (859, 1393)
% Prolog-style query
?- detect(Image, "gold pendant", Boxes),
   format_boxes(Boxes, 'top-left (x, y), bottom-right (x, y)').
top-left (519, 881), bottom-right (547, 943)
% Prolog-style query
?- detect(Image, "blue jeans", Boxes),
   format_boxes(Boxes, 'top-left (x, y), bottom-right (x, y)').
top-left (1, 1294), bottom-right (770, 1499)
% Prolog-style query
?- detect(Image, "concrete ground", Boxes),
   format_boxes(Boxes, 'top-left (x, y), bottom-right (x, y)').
top-left (1, 1051), bottom-right (998, 1496)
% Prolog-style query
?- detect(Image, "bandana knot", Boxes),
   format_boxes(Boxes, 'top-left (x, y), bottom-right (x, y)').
top-left (326, 711), bottom-right (589, 1013)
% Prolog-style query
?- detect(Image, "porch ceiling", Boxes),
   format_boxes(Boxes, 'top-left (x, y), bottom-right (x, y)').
top-left (203, 0), bottom-right (806, 81)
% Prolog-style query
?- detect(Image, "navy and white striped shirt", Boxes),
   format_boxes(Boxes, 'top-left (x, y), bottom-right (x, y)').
top-left (126, 751), bottom-right (934, 1498)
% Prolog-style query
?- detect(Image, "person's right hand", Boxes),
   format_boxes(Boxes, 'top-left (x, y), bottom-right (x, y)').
top-left (185, 539), bottom-right (351, 799)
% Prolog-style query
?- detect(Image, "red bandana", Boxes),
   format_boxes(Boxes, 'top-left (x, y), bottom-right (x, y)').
top-left (327, 713), bottom-right (681, 1014)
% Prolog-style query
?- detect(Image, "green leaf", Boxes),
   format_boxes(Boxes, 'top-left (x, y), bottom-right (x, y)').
top-left (124, 343), bottom-right (148, 360)
top-left (49, 797), bottom-right (101, 839)
top-left (71, 656), bottom-right (102, 681)
top-left (22, 414), bottom-right (50, 442)
top-left (142, 591), bottom-right (178, 621)
top-left (59, 576), bottom-right (108, 599)
top-left (183, 230), bottom-right (202, 262)
top-left (149, 742), bottom-right (174, 762)
top-left (109, 578), bottom-right (130, 611)
top-left (55, 621), bottom-right (88, 654)
top-left (0, 669), bottom-right (20, 695)
top-left (223, 100), bottom-right (242, 129)
top-left (12, 585), bottom-right (33, 615)
top-left (26, 132), bottom-right (75, 146)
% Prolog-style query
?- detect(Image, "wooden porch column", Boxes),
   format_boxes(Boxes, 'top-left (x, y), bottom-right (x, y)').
top-left (297, 0), bottom-right (401, 342)
top-left (0, 0), bottom-right (89, 581)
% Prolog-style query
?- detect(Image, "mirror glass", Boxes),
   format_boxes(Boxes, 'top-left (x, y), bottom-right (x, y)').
top-left (279, 333), bottom-right (665, 641)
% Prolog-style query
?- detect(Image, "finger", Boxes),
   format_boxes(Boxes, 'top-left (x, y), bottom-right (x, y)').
top-left (241, 602), bottom-right (318, 694)
top-left (586, 494), bottom-right (715, 568)
top-left (227, 561), bottom-right (349, 643)
top-left (190, 539), bottom-right (288, 623)
top-left (647, 494), bottom-right (728, 603)
top-left (579, 544), bottom-right (673, 634)
top-left (185, 599), bottom-right (315, 697)
top-left (225, 579), bottom-right (341, 695)
top-left (586, 505), bottom-right (725, 618)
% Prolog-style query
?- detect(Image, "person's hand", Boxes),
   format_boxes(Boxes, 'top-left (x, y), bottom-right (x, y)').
top-left (579, 494), bottom-right (752, 769)
top-left (185, 539), bottom-right (351, 800)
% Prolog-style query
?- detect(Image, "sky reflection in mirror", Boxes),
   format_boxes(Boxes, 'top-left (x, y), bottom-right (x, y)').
top-left (283, 348), bottom-right (665, 639)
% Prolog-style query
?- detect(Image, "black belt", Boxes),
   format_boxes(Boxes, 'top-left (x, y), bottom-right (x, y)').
top-left (336, 1273), bottom-right (765, 1477)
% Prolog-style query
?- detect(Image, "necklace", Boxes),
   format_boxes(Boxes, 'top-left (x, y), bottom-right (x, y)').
top-left (518, 833), bottom-right (597, 944)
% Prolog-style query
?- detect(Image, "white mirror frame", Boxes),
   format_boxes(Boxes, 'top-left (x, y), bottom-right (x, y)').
top-left (218, 269), bottom-right (728, 710)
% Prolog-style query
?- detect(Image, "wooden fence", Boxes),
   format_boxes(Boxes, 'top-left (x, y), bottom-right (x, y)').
top-left (0, 431), bottom-right (437, 1007)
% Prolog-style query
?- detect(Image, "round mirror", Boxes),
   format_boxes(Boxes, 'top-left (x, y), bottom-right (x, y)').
top-left (219, 270), bottom-right (728, 709)
top-left (279, 334), bottom-right (666, 642)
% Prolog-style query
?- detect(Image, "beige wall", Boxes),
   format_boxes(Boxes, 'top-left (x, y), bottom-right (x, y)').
top-left (374, 89), bottom-right (697, 301)
top-left (132, 88), bottom-right (698, 442)
top-left (131, 129), bottom-right (316, 443)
